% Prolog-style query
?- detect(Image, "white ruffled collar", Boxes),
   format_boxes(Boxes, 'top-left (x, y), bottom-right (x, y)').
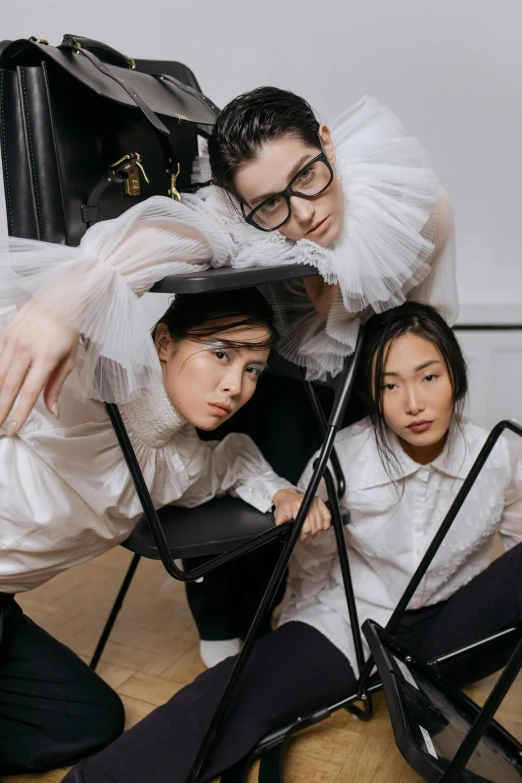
top-left (119, 375), bottom-right (186, 449)
top-left (193, 95), bottom-right (439, 314)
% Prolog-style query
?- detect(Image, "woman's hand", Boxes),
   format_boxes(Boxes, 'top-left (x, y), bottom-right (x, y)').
top-left (272, 487), bottom-right (331, 541)
top-left (0, 300), bottom-right (79, 435)
top-left (303, 275), bottom-right (339, 319)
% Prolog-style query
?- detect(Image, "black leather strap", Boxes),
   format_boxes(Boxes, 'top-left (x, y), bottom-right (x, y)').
top-left (81, 152), bottom-right (143, 226)
top-left (61, 34), bottom-right (133, 69)
top-left (60, 39), bottom-right (179, 177)
top-left (152, 72), bottom-right (218, 120)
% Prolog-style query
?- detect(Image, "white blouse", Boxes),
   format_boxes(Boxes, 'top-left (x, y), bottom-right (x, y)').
top-left (279, 418), bottom-right (522, 673)
top-left (0, 375), bottom-right (293, 594)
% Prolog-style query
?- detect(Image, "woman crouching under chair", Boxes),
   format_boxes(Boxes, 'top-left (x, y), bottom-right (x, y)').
top-left (0, 287), bottom-right (329, 776)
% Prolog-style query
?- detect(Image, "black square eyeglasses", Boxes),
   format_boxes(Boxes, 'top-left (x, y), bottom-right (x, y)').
top-left (241, 152), bottom-right (334, 232)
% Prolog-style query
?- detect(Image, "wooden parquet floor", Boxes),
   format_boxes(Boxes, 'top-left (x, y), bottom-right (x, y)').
top-left (3, 545), bottom-right (521, 783)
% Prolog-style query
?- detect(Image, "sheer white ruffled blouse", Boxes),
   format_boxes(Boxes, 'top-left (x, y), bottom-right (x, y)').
top-left (0, 95), bottom-right (458, 405)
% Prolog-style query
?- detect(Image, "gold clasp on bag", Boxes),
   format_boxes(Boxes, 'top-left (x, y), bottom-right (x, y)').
top-left (111, 152), bottom-right (150, 197)
top-left (168, 163), bottom-right (181, 202)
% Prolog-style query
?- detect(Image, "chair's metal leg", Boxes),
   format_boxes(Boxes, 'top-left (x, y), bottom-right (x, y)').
top-left (441, 633), bottom-right (522, 782)
top-left (186, 533), bottom-right (299, 783)
top-left (258, 740), bottom-right (288, 783)
top-left (303, 381), bottom-right (346, 500)
top-left (186, 426), bottom-right (342, 783)
top-left (322, 465), bottom-right (374, 719)
top-left (90, 553), bottom-right (141, 670)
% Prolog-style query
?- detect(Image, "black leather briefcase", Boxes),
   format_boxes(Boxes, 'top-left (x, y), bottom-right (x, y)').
top-left (0, 35), bottom-right (218, 246)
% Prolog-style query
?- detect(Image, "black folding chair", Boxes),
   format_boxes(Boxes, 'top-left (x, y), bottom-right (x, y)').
top-left (89, 263), bottom-right (372, 783)
top-left (239, 420), bottom-right (522, 782)
top-left (364, 619), bottom-right (522, 782)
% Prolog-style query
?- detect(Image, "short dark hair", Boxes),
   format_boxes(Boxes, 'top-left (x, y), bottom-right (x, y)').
top-left (362, 302), bottom-right (468, 479)
top-left (208, 86), bottom-right (321, 197)
top-left (153, 288), bottom-right (278, 352)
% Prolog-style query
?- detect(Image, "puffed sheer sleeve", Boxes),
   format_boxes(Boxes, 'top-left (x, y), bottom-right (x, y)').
top-left (0, 197), bottom-right (233, 403)
top-left (182, 432), bottom-right (296, 514)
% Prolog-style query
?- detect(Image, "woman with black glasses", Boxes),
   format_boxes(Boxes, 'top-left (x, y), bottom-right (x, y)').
top-left (205, 87), bottom-right (457, 380)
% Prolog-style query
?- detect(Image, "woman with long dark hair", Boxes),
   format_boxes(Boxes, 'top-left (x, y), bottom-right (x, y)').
top-left (63, 302), bottom-right (522, 783)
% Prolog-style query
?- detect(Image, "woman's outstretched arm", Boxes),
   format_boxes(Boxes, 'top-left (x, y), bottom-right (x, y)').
top-left (0, 197), bottom-right (230, 433)
top-left (183, 432), bottom-right (331, 541)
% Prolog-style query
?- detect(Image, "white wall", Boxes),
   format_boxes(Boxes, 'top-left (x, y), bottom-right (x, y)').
top-left (3, 0), bottom-right (522, 312)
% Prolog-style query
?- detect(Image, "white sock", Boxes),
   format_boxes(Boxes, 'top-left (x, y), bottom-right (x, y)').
top-left (199, 639), bottom-right (241, 668)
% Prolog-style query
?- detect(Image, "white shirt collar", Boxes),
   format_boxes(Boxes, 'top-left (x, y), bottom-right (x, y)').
top-left (346, 418), bottom-right (474, 491)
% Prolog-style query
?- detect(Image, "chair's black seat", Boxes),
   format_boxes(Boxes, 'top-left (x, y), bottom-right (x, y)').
top-left (123, 497), bottom-right (351, 560)
top-left (123, 497), bottom-right (276, 559)
top-left (151, 263), bottom-right (318, 294)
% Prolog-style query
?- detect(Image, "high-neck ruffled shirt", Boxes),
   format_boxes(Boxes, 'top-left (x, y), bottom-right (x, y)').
top-left (0, 375), bottom-right (293, 594)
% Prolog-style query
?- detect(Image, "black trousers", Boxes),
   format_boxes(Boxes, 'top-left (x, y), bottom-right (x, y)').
top-left (0, 594), bottom-right (125, 775)
top-left (183, 540), bottom-right (287, 641)
top-left (63, 541), bottom-right (522, 783)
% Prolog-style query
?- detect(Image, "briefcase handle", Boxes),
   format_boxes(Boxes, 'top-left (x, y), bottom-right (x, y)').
top-left (61, 35), bottom-right (136, 70)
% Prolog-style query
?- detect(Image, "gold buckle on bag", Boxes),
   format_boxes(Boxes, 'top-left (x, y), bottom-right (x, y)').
top-left (168, 163), bottom-right (181, 201)
top-left (111, 153), bottom-right (150, 197)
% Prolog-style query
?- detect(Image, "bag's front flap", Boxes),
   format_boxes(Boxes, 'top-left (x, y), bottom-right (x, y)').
top-left (0, 38), bottom-right (218, 125)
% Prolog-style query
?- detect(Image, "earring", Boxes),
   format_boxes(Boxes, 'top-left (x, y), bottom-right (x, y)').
top-left (332, 165), bottom-right (342, 181)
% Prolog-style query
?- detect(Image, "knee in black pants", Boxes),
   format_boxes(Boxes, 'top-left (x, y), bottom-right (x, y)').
top-left (0, 606), bottom-right (125, 774)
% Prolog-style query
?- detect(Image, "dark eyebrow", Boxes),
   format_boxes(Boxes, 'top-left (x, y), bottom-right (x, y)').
top-left (382, 359), bottom-right (442, 377)
top-left (414, 359), bottom-right (442, 372)
top-left (248, 154), bottom-right (314, 208)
